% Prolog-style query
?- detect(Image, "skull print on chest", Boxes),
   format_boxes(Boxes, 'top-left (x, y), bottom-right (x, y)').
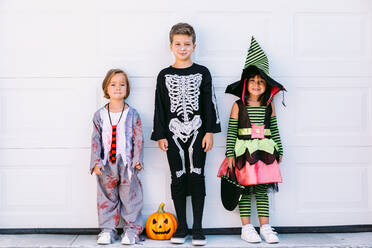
top-left (165, 73), bottom-right (203, 177)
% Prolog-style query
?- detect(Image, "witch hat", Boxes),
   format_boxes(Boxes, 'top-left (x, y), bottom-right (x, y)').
top-left (225, 37), bottom-right (286, 105)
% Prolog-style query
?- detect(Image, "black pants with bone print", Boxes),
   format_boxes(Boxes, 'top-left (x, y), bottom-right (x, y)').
top-left (165, 129), bottom-right (206, 231)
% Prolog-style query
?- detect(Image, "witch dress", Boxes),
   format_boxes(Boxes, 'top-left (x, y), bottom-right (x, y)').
top-left (217, 100), bottom-right (282, 188)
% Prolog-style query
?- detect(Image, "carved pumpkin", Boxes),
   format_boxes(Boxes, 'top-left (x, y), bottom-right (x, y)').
top-left (146, 203), bottom-right (178, 240)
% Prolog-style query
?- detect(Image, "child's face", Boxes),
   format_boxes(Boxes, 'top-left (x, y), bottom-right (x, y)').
top-left (107, 73), bottom-right (127, 100)
top-left (170, 34), bottom-right (195, 62)
top-left (247, 75), bottom-right (266, 97)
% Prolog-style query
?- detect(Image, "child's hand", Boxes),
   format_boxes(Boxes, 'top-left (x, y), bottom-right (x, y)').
top-left (135, 162), bottom-right (142, 170)
top-left (278, 156), bottom-right (283, 164)
top-left (227, 157), bottom-right (235, 169)
top-left (158, 139), bottom-right (168, 151)
top-left (93, 164), bottom-right (104, 175)
top-left (202, 132), bottom-right (213, 152)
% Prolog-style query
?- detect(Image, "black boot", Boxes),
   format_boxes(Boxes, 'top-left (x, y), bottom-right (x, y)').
top-left (191, 196), bottom-right (206, 246)
top-left (171, 197), bottom-right (188, 244)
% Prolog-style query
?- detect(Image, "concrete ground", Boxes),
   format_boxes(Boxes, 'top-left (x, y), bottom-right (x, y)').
top-left (0, 233), bottom-right (372, 248)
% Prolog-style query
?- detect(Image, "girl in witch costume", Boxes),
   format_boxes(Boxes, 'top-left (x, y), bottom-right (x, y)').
top-left (90, 69), bottom-right (144, 245)
top-left (218, 37), bottom-right (285, 244)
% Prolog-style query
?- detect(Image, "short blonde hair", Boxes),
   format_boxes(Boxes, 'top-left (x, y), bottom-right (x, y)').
top-left (169, 23), bottom-right (196, 43)
top-left (102, 69), bottom-right (130, 99)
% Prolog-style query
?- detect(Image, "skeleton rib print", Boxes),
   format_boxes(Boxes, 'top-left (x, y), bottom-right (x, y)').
top-left (165, 73), bottom-right (202, 122)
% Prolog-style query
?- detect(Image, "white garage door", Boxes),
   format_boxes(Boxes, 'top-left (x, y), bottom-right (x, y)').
top-left (0, 0), bottom-right (371, 228)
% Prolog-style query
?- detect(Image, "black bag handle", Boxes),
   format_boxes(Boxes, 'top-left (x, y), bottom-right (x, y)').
top-left (225, 165), bottom-right (238, 182)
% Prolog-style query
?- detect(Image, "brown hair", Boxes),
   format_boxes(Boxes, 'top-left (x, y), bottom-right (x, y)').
top-left (102, 69), bottom-right (130, 99)
top-left (169, 23), bottom-right (196, 43)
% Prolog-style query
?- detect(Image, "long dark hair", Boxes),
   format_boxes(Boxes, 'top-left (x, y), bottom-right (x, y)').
top-left (242, 66), bottom-right (271, 106)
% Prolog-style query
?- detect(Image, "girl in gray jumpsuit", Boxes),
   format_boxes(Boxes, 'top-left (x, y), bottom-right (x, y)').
top-left (90, 69), bottom-right (144, 245)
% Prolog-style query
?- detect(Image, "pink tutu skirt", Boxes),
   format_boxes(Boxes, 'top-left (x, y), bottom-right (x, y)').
top-left (217, 157), bottom-right (282, 186)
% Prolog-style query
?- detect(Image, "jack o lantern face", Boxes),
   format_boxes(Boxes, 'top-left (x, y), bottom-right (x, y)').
top-left (151, 216), bottom-right (172, 235)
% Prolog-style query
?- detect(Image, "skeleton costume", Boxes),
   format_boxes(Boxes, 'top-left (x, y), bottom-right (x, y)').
top-left (90, 104), bottom-right (144, 240)
top-left (151, 63), bottom-right (220, 235)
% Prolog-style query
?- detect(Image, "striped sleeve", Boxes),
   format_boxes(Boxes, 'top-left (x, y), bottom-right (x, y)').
top-left (226, 118), bottom-right (238, 158)
top-left (270, 115), bottom-right (283, 156)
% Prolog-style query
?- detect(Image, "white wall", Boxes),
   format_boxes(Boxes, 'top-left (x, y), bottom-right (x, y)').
top-left (0, 0), bottom-right (372, 228)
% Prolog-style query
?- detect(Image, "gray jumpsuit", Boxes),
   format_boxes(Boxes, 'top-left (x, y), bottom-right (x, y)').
top-left (90, 106), bottom-right (144, 236)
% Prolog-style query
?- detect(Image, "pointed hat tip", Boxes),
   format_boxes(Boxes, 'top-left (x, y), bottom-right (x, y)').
top-left (250, 36), bottom-right (259, 45)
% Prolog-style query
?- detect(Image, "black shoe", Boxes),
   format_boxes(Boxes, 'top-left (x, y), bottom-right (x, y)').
top-left (192, 229), bottom-right (207, 246)
top-left (170, 228), bottom-right (188, 244)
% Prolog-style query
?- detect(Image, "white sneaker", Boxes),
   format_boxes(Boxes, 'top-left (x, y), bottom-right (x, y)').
top-left (241, 224), bottom-right (261, 243)
top-left (260, 224), bottom-right (279, 243)
top-left (170, 235), bottom-right (188, 244)
top-left (97, 232), bottom-right (112, 245)
top-left (170, 229), bottom-right (188, 244)
top-left (121, 232), bottom-right (136, 245)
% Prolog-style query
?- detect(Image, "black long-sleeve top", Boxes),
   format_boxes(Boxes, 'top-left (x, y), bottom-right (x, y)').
top-left (151, 63), bottom-right (221, 141)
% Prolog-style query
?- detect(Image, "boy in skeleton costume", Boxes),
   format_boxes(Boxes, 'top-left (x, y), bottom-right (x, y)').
top-left (151, 23), bottom-right (220, 246)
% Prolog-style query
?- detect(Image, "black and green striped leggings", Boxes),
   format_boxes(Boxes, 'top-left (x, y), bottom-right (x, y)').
top-left (239, 184), bottom-right (269, 218)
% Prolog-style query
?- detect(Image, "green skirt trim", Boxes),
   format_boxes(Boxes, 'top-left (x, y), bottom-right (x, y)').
top-left (235, 138), bottom-right (279, 157)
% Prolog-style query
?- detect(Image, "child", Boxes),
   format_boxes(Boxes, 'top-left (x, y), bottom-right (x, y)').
top-left (90, 69), bottom-right (144, 245)
top-left (151, 23), bottom-right (221, 246)
top-left (218, 37), bottom-right (285, 244)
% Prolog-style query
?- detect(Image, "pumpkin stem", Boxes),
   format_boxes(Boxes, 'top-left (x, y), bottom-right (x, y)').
top-left (157, 203), bottom-right (165, 213)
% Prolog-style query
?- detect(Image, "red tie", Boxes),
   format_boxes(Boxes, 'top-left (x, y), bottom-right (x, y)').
top-left (107, 103), bottom-right (125, 164)
top-left (109, 125), bottom-right (117, 163)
